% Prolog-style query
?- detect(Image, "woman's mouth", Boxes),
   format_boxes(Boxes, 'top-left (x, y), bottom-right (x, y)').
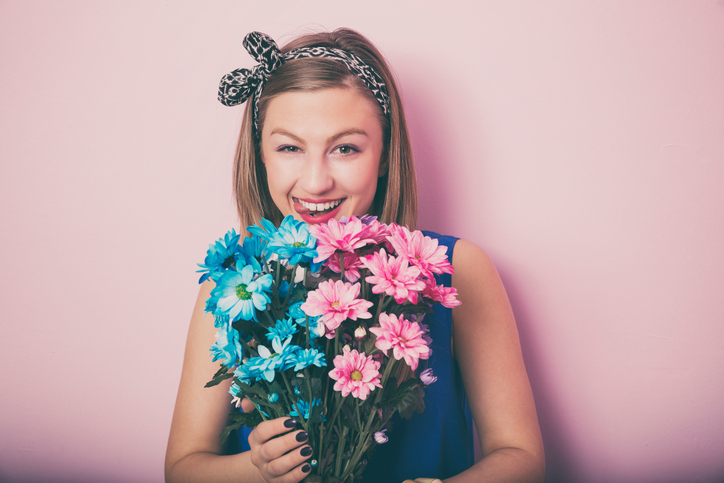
top-left (293, 198), bottom-right (345, 224)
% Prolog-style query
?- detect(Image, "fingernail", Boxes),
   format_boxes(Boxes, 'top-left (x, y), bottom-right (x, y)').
top-left (301, 463), bottom-right (311, 473)
top-left (296, 431), bottom-right (309, 442)
top-left (284, 419), bottom-right (297, 428)
top-left (300, 446), bottom-right (313, 457)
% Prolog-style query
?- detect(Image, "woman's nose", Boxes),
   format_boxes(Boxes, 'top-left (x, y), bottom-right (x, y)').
top-left (299, 154), bottom-right (334, 195)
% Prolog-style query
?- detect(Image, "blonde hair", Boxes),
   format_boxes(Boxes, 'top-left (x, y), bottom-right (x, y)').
top-left (232, 28), bottom-right (417, 230)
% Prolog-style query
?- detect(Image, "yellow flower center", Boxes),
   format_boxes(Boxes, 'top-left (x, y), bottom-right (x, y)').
top-left (331, 302), bottom-right (340, 307)
top-left (292, 241), bottom-right (306, 247)
top-left (236, 284), bottom-right (252, 300)
top-left (350, 370), bottom-right (363, 381)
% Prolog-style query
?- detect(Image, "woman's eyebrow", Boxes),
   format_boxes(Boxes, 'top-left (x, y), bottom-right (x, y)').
top-left (269, 128), bottom-right (303, 143)
top-left (327, 129), bottom-right (367, 144)
top-left (269, 128), bottom-right (368, 144)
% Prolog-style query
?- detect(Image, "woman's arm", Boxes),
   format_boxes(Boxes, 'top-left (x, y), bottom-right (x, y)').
top-left (165, 282), bottom-right (311, 483)
top-left (446, 239), bottom-right (545, 483)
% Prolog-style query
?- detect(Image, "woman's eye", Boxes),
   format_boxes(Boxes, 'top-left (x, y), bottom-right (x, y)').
top-left (335, 145), bottom-right (359, 155)
top-left (278, 145), bottom-right (300, 153)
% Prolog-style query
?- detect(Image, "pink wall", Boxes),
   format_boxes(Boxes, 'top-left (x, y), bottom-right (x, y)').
top-left (1, 1), bottom-right (723, 482)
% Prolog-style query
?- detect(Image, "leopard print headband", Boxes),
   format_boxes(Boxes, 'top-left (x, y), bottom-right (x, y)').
top-left (218, 31), bottom-right (391, 134)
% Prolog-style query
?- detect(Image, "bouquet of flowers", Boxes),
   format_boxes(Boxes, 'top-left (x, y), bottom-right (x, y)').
top-left (198, 215), bottom-right (460, 482)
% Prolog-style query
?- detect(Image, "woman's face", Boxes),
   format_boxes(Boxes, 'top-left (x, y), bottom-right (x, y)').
top-left (260, 88), bottom-right (385, 225)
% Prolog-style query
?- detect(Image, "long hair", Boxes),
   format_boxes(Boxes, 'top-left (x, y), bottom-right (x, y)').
top-left (232, 28), bottom-right (417, 230)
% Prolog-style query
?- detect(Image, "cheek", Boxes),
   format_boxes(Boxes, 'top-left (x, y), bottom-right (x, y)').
top-left (346, 160), bottom-right (381, 199)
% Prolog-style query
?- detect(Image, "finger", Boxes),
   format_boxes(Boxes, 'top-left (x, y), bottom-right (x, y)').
top-left (266, 444), bottom-right (314, 479)
top-left (248, 417), bottom-right (297, 446)
top-left (414, 479), bottom-right (443, 483)
top-left (240, 397), bottom-right (255, 413)
top-left (258, 429), bottom-right (310, 465)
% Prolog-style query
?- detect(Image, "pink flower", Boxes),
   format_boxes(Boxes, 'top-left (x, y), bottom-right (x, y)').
top-left (300, 280), bottom-right (373, 338)
top-left (364, 218), bottom-right (391, 244)
top-left (360, 249), bottom-right (425, 304)
top-left (328, 348), bottom-right (382, 400)
top-left (324, 252), bottom-right (363, 282)
top-left (387, 225), bottom-right (454, 277)
top-left (309, 217), bottom-right (377, 263)
top-left (369, 312), bottom-right (430, 370)
top-left (423, 279), bottom-right (461, 308)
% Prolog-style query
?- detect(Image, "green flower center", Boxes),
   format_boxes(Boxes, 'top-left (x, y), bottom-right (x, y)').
top-left (350, 370), bottom-right (363, 381)
top-left (236, 284), bottom-right (252, 300)
top-left (292, 241), bottom-right (306, 247)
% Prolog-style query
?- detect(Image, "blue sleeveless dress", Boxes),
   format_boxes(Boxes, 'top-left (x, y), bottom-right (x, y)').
top-left (237, 232), bottom-right (475, 482)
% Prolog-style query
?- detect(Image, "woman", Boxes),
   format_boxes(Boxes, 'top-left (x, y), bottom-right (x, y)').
top-left (165, 28), bottom-right (544, 483)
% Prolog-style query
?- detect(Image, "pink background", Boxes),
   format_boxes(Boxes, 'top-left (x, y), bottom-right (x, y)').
top-left (1, 1), bottom-right (723, 482)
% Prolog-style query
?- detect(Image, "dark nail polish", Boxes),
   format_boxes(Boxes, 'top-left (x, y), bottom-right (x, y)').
top-left (301, 464), bottom-right (311, 473)
top-left (296, 431), bottom-right (309, 442)
top-left (300, 446), bottom-right (313, 457)
top-left (284, 419), bottom-right (297, 428)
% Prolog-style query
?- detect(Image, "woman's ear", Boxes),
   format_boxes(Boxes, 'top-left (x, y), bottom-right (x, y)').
top-left (378, 153), bottom-right (389, 178)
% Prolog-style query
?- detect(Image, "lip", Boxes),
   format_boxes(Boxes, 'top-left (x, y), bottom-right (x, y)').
top-left (293, 198), bottom-right (345, 225)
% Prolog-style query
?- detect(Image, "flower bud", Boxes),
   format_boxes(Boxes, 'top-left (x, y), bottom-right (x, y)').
top-left (268, 393), bottom-right (279, 403)
top-left (354, 326), bottom-right (367, 340)
top-left (374, 429), bottom-right (388, 444)
top-left (420, 368), bottom-right (437, 386)
top-left (343, 344), bottom-right (351, 352)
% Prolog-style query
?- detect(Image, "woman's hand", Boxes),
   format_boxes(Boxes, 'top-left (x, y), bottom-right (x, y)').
top-left (402, 479), bottom-right (443, 483)
top-left (247, 416), bottom-right (313, 483)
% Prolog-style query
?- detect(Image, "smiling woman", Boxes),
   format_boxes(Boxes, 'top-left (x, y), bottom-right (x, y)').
top-left (261, 88), bottom-right (385, 226)
top-left (165, 28), bottom-right (544, 483)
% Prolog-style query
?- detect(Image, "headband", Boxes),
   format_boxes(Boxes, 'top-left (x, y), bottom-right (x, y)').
top-left (218, 31), bottom-right (391, 134)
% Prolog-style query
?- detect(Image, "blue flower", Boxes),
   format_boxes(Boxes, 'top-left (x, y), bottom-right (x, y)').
top-left (289, 398), bottom-right (323, 421)
top-left (288, 301), bottom-right (323, 339)
top-left (229, 381), bottom-right (243, 398)
top-left (233, 362), bottom-right (261, 386)
top-left (267, 216), bottom-right (319, 267)
top-left (289, 348), bottom-right (326, 371)
top-left (207, 265), bottom-right (273, 321)
top-left (197, 229), bottom-right (243, 283)
top-left (237, 234), bottom-right (269, 272)
top-left (266, 318), bottom-right (298, 345)
top-left (247, 218), bottom-right (278, 241)
top-left (210, 325), bottom-right (243, 368)
top-left (247, 337), bottom-right (299, 382)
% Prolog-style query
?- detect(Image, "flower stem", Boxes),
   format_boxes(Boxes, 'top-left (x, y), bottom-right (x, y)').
top-left (280, 371), bottom-right (307, 432)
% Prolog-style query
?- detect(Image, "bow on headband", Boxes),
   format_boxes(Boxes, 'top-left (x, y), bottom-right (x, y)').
top-left (217, 31), bottom-right (391, 133)
top-left (218, 32), bottom-right (282, 108)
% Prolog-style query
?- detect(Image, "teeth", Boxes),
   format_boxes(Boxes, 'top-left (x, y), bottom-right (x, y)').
top-left (298, 199), bottom-right (342, 212)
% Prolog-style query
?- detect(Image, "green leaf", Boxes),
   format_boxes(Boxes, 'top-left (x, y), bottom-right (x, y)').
top-left (380, 379), bottom-right (425, 419)
top-left (205, 371), bottom-right (234, 388)
top-left (219, 410), bottom-right (264, 444)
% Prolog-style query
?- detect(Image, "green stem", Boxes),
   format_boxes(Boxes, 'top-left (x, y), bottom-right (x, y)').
top-left (283, 264), bottom-right (297, 308)
top-left (280, 371), bottom-right (308, 432)
top-left (260, 309), bottom-right (275, 328)
top-left (339, 360), bottom-right (397, 482)
top-left (334, 426), bottom-right (348, 477)
top-left (373, 294), bottom-right (388, 320)
top-left (339, 253), bottom-right (345, 281)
